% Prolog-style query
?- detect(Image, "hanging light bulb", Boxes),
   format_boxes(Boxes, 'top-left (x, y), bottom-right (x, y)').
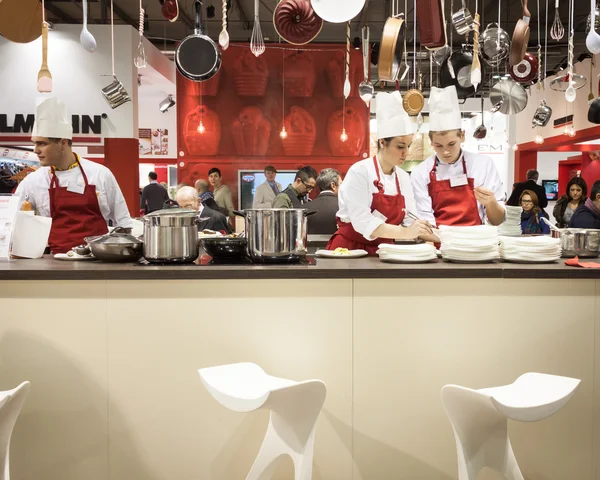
top-left (280, 126), bottom-right (288, 139)
top-left (568, 126), bottom-right (576, 137)
top-left (534, 133), bottom-right (544, 144)
top-left (197, 122), bottom-right (206, 134)
top-left (512, 144), bottom-right (519, 151)
top-left (340, 129), bottom-right (348, 142)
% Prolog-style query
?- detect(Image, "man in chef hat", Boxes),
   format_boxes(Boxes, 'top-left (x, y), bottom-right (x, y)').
top-left (410, 86), bottom-right (505, 229)
top-left (325, 91), bottom-right (433, 255)
top-left (16, 97), bottom-right (132, 254)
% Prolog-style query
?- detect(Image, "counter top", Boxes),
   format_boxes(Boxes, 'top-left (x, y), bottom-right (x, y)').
top-left (1, 256), bottom-right (599, 280)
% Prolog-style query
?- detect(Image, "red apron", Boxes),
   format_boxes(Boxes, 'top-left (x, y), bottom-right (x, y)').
top-left (326, 156), bottom-right (406, 256)
top-left (428, 155), bottom-right (481, 227)
top-left (48, 157), bottom-right (109, 254)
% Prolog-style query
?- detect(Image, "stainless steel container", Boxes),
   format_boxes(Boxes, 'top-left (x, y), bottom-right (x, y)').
top-left (83, 231), bottom-right (144, 262)
top-left (142, 209), bottom-right (199, 263)
top-left (234, 209), bottom-right (316, 262)
top-left (551, 228), bottom-right (600, 258)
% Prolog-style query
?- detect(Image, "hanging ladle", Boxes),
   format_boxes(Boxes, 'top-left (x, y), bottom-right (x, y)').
top-left (473, 95), bottom-right (487, 138)
top-left (358, 25), bottom-right (374, 105)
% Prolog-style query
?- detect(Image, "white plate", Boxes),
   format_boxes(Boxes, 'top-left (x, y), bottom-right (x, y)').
top-left (54, 253), bottom-right (96, 261)
top-left (315, 249), bottom-right (368, 258)
top-left (380, 256), bottom-right (438, 264)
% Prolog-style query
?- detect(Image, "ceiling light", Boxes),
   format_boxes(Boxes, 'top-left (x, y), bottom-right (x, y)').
top-left (159, 95), bottom-right (176, 113)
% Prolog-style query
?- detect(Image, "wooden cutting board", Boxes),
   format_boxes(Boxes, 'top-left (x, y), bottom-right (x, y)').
top-left (0, 0), bottom-right (43, 43)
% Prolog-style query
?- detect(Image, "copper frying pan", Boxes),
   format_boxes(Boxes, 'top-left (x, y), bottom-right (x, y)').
top-left (378, 15), bottom-right (405, 82)
top-left (0, 0), bottom-right (42, 43)
top-left (509, 0), bottom-right (531, 66)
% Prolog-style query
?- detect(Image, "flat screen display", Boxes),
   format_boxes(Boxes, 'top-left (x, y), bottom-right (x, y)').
top-left (542, 180), bottom-right (559, 201)
top-left (238, 170), bottom-right (298, 209)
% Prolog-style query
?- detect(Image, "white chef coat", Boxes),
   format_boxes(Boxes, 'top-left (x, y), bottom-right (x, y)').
top-left (410, 150), bottom-right (506, 226)
top-left (337, 156), bottom-right (416, 241)
top-left (15, 157), bottom-right (133, 228)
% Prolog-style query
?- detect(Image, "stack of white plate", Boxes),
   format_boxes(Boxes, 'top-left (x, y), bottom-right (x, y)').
top-left (498, 206), bottom-right (523, 236)
top-left (439, 225), bottom-right (500, 263)
top-left (377, 243), bottom-right (438, 263)
top-left (499, 236), bottom-right (561, 263)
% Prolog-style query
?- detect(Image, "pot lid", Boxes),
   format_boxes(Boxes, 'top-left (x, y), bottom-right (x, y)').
top-left (87, 232), bottom-right (143, 245)
top-left (145, 208), bottom-right (198, 217)
top-left (310, 0), bottom-right (365, 23)
top-left (274, 0), bottom-right (323, 45)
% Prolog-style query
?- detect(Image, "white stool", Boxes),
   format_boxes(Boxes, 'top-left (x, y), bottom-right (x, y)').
top-left (0, 381), bottom-right (31, 480)
top-left (198, 363), bottom-right (326, 480)
top-left (442, 372), bottom-right (580, 480)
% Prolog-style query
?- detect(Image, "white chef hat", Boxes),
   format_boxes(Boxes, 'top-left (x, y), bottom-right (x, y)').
top-left (31, 97), bottom-right (73, 140)
top-left (428, 86), bottom-right (462, 132)
top-left (376, 91), bottom-right (415, 139)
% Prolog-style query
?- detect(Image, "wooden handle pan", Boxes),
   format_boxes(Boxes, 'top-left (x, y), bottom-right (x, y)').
top-left (378, 16), bottom-right (405, 82)
top-left (509, 0), bottom-right (531, 66)
top-left (0, 0), bottom-right (42, 43)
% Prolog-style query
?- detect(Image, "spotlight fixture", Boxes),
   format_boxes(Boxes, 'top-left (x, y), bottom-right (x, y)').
top-left (159, 95), bottom-right (176, 113)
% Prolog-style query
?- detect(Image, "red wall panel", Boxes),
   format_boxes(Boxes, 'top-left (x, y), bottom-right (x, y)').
top-left (176, 43), bottom-right (370, 204)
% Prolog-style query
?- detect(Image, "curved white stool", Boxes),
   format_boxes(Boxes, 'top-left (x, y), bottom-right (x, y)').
top-left (0, 381), bottom-right (31, 480)
top-left (441, 372), bottom-right (580, 480)
top-left (198, 363), bottom-right (326, 480)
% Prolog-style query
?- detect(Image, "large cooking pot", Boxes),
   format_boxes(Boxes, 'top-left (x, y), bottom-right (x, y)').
top-left (142, 209), bottom-right (199, 263)
top-left (551, 228), bottom-right (600, 258)
top-left (234, 208), bottom-right (316, 262)
top-left (82, 229), bottom-right (144, 263)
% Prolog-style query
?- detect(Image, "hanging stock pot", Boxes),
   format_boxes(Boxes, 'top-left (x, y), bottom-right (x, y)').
top-left (480, 22), bottom-right (510, 66)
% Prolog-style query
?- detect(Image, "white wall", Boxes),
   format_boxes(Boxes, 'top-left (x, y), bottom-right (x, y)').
top-left (137, 87), bottom-right (177, 159)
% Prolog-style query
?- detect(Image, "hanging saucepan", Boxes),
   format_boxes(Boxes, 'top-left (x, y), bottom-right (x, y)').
top-left (509, 0), bottom-right (530, 66)
top-left (489, 78), bottom-right (528, 115)
top-left (532, 100), bottom-right (552, 127)
top-left (440, 44), bottom-right (484, 98)
top-left (480, 22), bottom-right (510, 67)
top-left (452, 0), bottom-right (474, 35)
top-left (378, 14), bottom-right (405, 82)
top-left (509, 52), bottom-right (539, 83)
top-left (176, 0), bottom-right (222, 82)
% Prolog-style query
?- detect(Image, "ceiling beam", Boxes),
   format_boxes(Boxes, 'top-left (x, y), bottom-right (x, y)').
top-left (44, 2), bottom-right (77, 22)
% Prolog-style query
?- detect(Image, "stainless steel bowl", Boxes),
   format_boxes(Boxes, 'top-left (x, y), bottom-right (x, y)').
top-left (234, 208), bottom-right (316, 263)
top-left (551, 228), bottom-right (600, 258)
top-left (84, 231), bottom-right (144, 262)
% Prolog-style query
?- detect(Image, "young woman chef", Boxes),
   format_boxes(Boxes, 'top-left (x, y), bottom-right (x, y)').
top-left (326, 91), bottom-right (433, 255)
top-left (410, 86), bottom-right (506, 230)
top-left (15, 97), bottom-right (132, 253)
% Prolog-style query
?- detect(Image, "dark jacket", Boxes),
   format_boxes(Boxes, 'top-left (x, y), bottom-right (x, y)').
top-left (273, 185), bottom-right (304, 208)
top-left (307, 191), bottom-right (339, 235)
top-left (0, 168), bottom-right (16, 194)
top-left (569, 203), bottom-right (600, 229)
top-left (553, 196), bottom-right (585, 228)
top-left (141, 182), bottom-right (170, 214)
top-left (202, 196), bottom-right (229, 216)
top-left (506, 180), bottom-right (548, 209)
top-left (198, 205), bottom-right (231, 233)
top-left (520, 210), bottom-right (550, 235)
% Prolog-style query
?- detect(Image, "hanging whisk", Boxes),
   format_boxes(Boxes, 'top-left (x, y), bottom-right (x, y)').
top-left (550, 0), bottom-right (564, 40)
top-left (250, 0), bottom-right (265, 57)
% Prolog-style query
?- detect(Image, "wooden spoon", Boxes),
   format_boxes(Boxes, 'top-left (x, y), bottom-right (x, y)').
top-left (37, 22), bottom-right (52, 93)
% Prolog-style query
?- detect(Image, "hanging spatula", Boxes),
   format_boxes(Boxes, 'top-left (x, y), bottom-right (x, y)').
top-left (37, 21), bottom-right (52, 92)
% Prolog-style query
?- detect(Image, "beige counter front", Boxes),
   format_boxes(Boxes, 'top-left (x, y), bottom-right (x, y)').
top-left (1, 261), bottom-right (599, 480)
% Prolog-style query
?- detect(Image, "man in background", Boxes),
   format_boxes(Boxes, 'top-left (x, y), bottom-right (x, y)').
top-left (141, 171), bottom-right (169, 214)
top-left (507, 169), bottom-right (548, 210)
top-left (272, 166), bottom-right (318, 208)
top-left (253, 165), bottom-right (282, 208)
top-left (307, 168), bottom-right (342, 235)
top-left (176, 186), bottom-right (230, 233)
top-left (195, 179), bottom-right (229, 216)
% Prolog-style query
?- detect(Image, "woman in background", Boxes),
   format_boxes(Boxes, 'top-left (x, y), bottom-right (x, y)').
top-left (553, 177), bottom-right (587, 228)
top-left (520, 190), bottom-right (550, 235)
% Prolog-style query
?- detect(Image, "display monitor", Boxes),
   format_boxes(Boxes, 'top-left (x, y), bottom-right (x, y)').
top-left (238, 169), bottom-right (298, 209)
top-left (542, 180), bottom-right (559, 201)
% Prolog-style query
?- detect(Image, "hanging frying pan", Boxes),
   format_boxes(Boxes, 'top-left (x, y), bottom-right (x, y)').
top-left (490, 78), bottom-right (528, 115)
top-left (378, 15), bottom-right (405, 82)
top-left (509, 52), bottom-right (539, 83)
top-left (509, 0), bottom-right (531, 66)
top-left (0, 0), bottom-right (42, 43)
top-left (439, 45), bottom-right (484, 98)
top-left (176, 0), bottom-right (222, 82)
